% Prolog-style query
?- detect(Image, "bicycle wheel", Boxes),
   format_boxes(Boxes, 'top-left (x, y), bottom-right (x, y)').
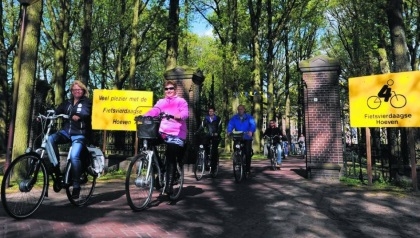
top-left (1, 154), bottom-right (48, 219)
top-left (125, 155), bottom-right (154, 211)
top-left (194, 149), bottom-right (206, 181)
top-left (169, 163), bottom-right (184, 200)
top-left (232, 152), bottom-right (243, 183)
top-left (270, 147), bottom-right (277, 171)
top-left (65, 161), bottom-right (97, 207)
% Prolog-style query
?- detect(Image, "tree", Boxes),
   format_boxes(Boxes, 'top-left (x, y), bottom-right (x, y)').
top-left (42, 0), bottom-right (73, 105)
top-left (0, 1), bottom-right (20, 153)
top-left (247, 0), bottom-right (263, 152)
top-left (77, 0), bottom-right (93, 86)
top-left (11, 0), bottom-right (43, 160)
top-left (386, 0), bottom-right (417, 191)
top-left (166, 0), bottom-right (180, 70)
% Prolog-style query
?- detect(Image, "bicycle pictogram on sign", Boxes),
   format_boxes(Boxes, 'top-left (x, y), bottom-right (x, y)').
top-left (367, 79), bottom-right (407, 109)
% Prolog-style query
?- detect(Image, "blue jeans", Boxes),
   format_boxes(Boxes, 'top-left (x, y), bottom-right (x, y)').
top-left (275, 143), bottom-right (282, 164)
top-left (282, 141), bottom-right (288, 156)
top-left (291, 143), bottom-right (296, 155)
top-left (48, 130), bottom-right (87, 188)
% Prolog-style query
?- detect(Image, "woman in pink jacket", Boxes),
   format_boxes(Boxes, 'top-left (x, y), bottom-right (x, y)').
top-left (144, 80), bottom-right (189, 195)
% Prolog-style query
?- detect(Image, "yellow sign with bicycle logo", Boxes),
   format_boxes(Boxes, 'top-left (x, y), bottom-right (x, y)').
top-left (349, 71), bottom-right (420, 127)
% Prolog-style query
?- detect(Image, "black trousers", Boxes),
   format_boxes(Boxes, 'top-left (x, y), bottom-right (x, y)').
top-left (243, 140), bottom-right (253, 172)
top-left (164, 143), bottom-right (184, 188)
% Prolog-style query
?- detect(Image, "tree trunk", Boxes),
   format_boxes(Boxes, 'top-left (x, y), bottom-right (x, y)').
top-left (386, 0), bottom-right (417, 191)
top-left (12, 1), bottom-right (43, 159)
top-left (77, 0), bottom-right (93, 86)
top-left (165, 0), bottom-right (179, 70)
top-left (128, 0), bottom-right (140, 89)
top-left (248, 0), bottom-right (262, 153)
top-left (45, 0), bottom-right (71, 106)
top-left (0, 0), bottom-right (19, 153)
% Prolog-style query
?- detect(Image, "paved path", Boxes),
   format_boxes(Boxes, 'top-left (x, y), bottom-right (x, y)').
top-left (1, 156), bottom-right (419, 238)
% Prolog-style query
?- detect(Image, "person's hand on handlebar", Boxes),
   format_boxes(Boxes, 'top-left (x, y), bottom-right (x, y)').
top-left (160, 112), bottom-right (175, 120)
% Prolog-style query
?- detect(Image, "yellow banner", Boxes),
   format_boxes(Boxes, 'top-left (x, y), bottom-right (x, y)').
top-left (349, 71), bottom-right (420, 127)
top-left (92, 89), bottom-right (153, 131)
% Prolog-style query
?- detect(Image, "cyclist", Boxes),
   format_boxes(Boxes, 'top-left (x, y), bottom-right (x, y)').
top-left (198, 106), bottom-right (222, 173)
top-left (144, 80), bottom-right (189, 196)
top-left (298, 133), bottom-right (306, 155)
top-left (263, 120), bottom-right (283, 168)
top-left (48, 80), bottom-right (92, 199)
top-left (227, 105), bottom-right (256, 176)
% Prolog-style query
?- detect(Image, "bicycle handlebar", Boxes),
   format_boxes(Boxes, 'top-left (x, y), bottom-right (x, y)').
top-left (38, 112), bottom-right (69, 120)
top-left (263, 135), bottom-right (280, 139)
top-left (160, 112), bottom-right (174, 120)
top-left (135, 111), bottom-right (174, 121)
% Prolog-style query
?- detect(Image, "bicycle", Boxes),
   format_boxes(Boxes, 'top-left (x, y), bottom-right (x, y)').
top-left (125, 112), bottom-right (184, 211)
top-left (193, 131), bottom-right (219, 181)
top-left (231, 131), bottom-right (248, 183)
top-left (264, 135), bottom-right (281, 171)
top-left (1, 110), bottom-right (104, 219)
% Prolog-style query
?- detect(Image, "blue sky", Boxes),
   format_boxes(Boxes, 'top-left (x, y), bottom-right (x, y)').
top-left (190, 19), bottom-right (213, 36)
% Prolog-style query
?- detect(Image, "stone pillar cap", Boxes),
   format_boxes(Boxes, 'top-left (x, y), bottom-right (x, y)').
top-left (164, 66), bottom-right (205, 85)
top-left (299, 55), bottom-right (340, 73)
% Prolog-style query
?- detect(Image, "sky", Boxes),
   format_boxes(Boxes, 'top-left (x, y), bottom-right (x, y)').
top-left (190, 19), bottom-right (213, 36)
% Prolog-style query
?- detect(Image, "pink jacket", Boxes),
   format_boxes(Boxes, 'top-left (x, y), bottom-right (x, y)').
top-left (145, 95), bottom-right (189, 140)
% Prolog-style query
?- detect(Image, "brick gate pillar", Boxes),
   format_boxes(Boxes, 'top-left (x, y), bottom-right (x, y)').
top-left (164, 66), bottom-right (204, 164)
top-left (299, 56), bottom-right (343, 181)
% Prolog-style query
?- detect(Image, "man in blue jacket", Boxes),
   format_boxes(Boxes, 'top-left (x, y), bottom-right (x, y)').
top-left (227, 104), bottom-right (256, 175)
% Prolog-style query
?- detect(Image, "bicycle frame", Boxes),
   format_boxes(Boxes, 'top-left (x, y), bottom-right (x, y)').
top-left (140, 139), bottom-right (165, 190)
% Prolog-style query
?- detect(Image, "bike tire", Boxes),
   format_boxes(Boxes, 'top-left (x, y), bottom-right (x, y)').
top-left (65, 161), bottom-right (97, 207)
top-left (125, 155), bottom-right (154, 211)
top-left (270, 147), bottom-right (277, 171)
top-left (1, 154), bottom-right (48, 219)
top-left (169, 162), bottom-right (184, 200)
top-left (232, 152), bottom-right (243, 183)
top-left (194, 149), bottom-right (206, 181)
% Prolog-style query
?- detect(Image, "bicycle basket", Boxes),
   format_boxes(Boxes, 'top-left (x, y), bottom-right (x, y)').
top-left (135, 116), bottom-right (161, 139)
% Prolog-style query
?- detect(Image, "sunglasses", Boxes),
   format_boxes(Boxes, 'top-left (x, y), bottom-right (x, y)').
top-left (164, 87), bottom-right (175, 91)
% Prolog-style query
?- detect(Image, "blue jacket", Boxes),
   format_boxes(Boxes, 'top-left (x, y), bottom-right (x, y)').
top-left (227, 113), bottom-right (256, 140)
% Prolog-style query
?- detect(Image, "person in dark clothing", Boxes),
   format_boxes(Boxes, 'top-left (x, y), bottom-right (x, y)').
top-left (200, 106), bottom-right (222, 171)
top-left (263, 120), bottom-right (284, 167)
top-left (48, 80), bottom-right (92, 199)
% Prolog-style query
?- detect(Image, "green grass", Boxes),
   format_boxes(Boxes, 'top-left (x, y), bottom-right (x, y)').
top-left (97, 169), bottom-right (126, 182)
top-left (339, 176), bottom-right (415, 195)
